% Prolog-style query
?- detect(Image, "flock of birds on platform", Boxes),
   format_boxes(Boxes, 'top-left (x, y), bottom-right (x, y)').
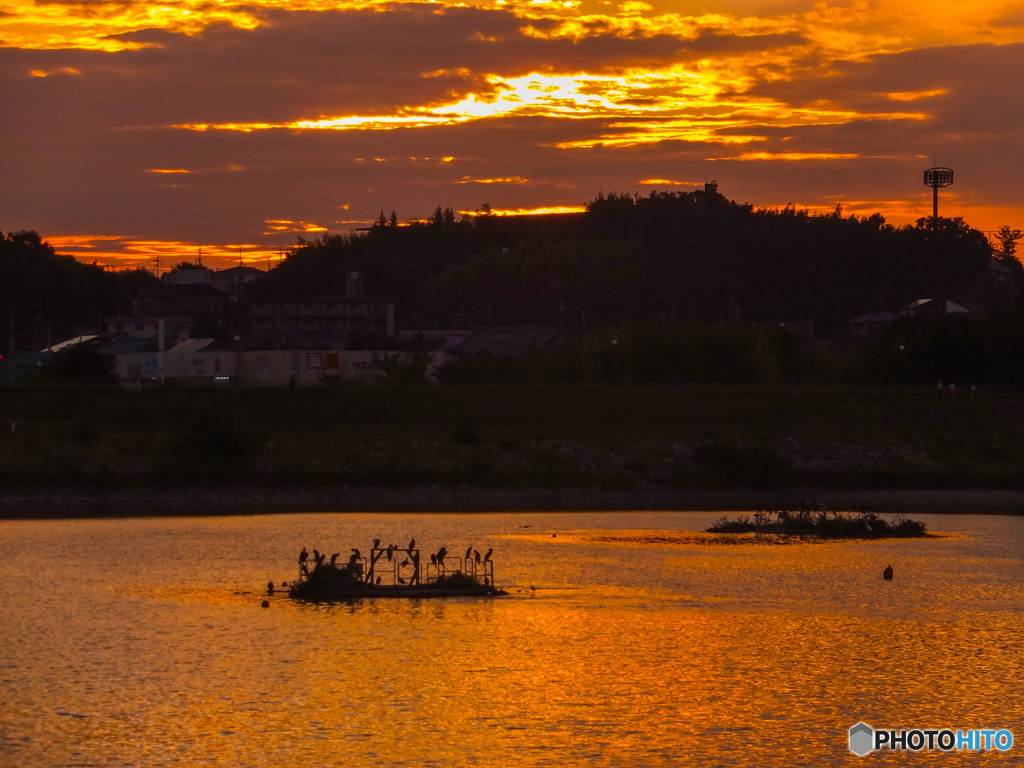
top-left (296, 539), bottom-right (493, 585)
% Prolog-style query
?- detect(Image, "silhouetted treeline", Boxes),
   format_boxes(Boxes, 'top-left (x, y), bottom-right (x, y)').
top-left (247, 189), bottom-right (1002, 330)
top-left (1, 230), bottom-right (158, 349)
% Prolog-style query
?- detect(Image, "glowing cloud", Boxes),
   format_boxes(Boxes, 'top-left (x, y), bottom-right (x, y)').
top-left (639, 179), bottom-right (701, 186)
top-left (457, 176), bottom-right (531, 184)
top-left (263, 220), bottom-right (329, 234)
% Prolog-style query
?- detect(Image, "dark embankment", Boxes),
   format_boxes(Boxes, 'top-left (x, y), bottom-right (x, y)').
top-left (2, 383), bottom-right (1024, 516)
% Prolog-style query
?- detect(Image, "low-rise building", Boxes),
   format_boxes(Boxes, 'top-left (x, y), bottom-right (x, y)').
top-left (246, 273), bottom-right (395, 350)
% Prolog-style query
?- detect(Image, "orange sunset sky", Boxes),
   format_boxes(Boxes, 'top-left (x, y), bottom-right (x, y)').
top-left (2, 0), bottom-right (1023, 270)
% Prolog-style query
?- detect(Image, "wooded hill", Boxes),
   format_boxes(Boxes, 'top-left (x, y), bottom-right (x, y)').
top-left (1, 230), bottom-right (158, 349)
top-left (246, 189), bottom-right (1012, 331)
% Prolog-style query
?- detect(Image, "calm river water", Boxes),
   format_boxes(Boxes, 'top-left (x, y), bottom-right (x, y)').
top-left (1, 511), bottom-right (1022, 767)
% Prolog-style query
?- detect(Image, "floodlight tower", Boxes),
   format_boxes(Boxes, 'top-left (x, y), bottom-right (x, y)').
top-left (923, 166), bottom-right (953, 229)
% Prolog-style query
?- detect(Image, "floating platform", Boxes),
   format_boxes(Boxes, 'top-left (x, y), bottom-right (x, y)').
top-left (284, 541), bottom-right (507, 601)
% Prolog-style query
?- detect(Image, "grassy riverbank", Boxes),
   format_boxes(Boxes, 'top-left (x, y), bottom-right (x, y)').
top-left (2, 383), bottom-right (1023, 495)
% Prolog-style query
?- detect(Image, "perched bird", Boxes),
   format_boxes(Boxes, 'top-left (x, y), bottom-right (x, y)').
top-left (329, 553), bottom-right (340, 566)
top-left (375, 576), bottom-right (382, 585)
top-left (351, 548), bottom-right (361, 561)
top-left (312, 549), bottom-right (321, 563)
top-left (386, 545), bottom-right (395, 561)
top-left (298, 548), bottom-right (308, 565)
top-left (437, 546), bottom-right (448, 564)
top-left (373, 538), bottom-right (381, 549)
top-left (483, 548), bottom-right (493, 562)
top-left (316, 553), bottom-right (326, 566)
top-left (400, 559), bottom-right (409, 568)
top-left (408, 538), bottom-right (416, 552)
top-left (398, 576), bottom-right (406, 585)
top-left (465, 546), bottom-right (473, 561)
top-left (883, 565), bottom-right (894, 581)
top-left (474, 550), bottom-right (481, 563)
top-left (430, 554), bottom-right (437, 565)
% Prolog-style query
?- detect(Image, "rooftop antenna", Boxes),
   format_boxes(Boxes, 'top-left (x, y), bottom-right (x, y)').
top-left (153, 256), bottom-right (162, 276)
top-left (923, 165), bottom-right (954, 230)
top-left (238, 244), bottom-right (243, 267)
top-left (197, 245), bottom-right (203, 267)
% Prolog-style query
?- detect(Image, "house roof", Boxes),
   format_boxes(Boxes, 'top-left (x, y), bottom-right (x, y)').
top-left (99, 337), bottom-right (158, 355)
top-left (900, 298), bottom-right (971, 314)
top-left (448, 326), bottom-right (566, 356)
top-left (42, 335), bottom-right (98, 354)
top-left (168, 338), bottom-right (215, 356)
top-left (216, 265), bottom-right (266, 277)
top-left (848, 311), bottom-right (898, 324)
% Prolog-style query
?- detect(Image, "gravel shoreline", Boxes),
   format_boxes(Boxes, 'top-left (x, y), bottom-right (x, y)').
top-left (2, 485), bottom-right (1023, 519)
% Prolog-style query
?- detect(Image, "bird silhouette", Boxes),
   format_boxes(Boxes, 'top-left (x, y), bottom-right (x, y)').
top-left (398, 576), bottom-right (406, 585)
top-left (408, 538), bottom-right (416, 552)
top-left (312, 549), bottom-right (320, 562)
top-left (375, 576), bottom-right (382, 585)
top-left (316, 553), bottom-right (326, 566)
top-left (400, 559), bottom-right (409, 568)
top-left (386, 545), bottom-right (395, 561)
top-left (430, 554), bottom-right (437, 565)
top-left (437, 546), bottom-right (447, 564)
top-left (373, 538), bottom-right (381, 549)
top-left (483, 548), bottom-right (493, 562)
top-left (465, 546), bottom-right (473, 561)
top-left (329, 553), bottom-right (339, 566)
top-left (298, 548), bottom-right (308, 565)
top-left (351, 548), bottom-right (361, 560)
top-left (474, 550), bottom-right (481, 563)
top-left (883, 565), bottom-right (894, 581)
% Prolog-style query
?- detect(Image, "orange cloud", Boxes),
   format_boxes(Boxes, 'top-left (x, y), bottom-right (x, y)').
top-left (457, 176), bottom-right (531, 184)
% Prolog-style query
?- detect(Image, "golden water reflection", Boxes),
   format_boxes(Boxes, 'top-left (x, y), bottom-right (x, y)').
top-left (0, 511), bottom-right (1021, 766)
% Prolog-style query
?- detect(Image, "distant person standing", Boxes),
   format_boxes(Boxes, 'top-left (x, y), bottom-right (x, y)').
top-left (949, 383), bottom-right (957, 399)
top-left (937, 382), bottom-right (944, 398)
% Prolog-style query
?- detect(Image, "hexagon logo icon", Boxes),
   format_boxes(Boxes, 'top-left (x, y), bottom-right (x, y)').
top-left (849, 722), bottom-right (874, 756)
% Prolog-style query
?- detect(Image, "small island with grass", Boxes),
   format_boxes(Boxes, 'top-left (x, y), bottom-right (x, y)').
top-left (707, 507), bottom-right (928, 538)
